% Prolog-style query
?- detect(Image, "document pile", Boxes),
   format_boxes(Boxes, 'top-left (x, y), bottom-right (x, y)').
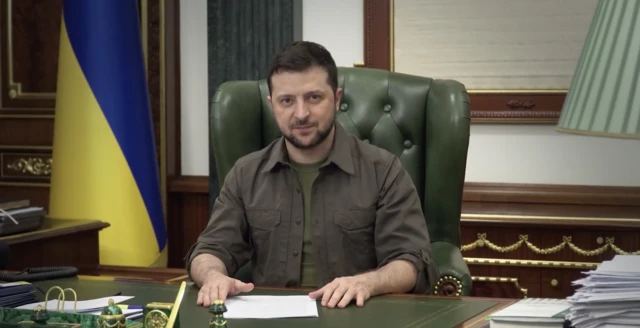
top-left (16, 296), bottom-right (143, 320)
top-left (0, 282), bottom-right (37, 308)
top-left (488, 298), bottom-right (570, 328)
top-left (566, 255), bottom-right (640, 327)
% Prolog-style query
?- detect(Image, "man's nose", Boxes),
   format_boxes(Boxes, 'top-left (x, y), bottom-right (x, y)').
top-left (293, 101), bottom-right (310, 120)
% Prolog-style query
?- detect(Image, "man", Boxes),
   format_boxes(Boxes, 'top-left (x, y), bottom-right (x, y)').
top-left (186, 41), bottom-right (438, 309)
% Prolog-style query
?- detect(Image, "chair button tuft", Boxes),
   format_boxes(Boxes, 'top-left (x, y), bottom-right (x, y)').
top-left (340, 103), bottom-right (349, 111)
top-left (383, 104), bottom-right (391, 112)
top-left (404, 140), bottom-right (412, 148)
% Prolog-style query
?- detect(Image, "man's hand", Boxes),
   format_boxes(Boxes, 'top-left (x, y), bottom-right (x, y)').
top-left (308, 276), bottom-right (372, 308)
top-left (196, 272), bottom-right (254, 307)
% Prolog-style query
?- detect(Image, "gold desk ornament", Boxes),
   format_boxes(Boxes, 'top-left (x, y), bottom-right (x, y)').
top-left (142, 281), bottom-right (186, 328)
top-left (143, 302), bottom-right (172, 328)
top-left (208, 300), bottom-right (227, 328)
top-left (95, 299), bottom-right (127, 328)
top-left (44, 286), bottom-right (78, 313)
top-left (29, 305), bottom-right (51, 325)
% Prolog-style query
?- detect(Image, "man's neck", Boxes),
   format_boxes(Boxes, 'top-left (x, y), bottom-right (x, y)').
top-left (286, 126), bottom-right (335, 164)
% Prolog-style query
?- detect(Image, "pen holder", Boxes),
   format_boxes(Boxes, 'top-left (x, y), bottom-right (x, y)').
top-left (143, 302), bottom-right (179, 328)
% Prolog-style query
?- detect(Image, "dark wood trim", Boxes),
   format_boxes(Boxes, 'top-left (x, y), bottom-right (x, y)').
top-left (362, 0), bottom-right (566, 123)
top-left (168, 175), bottom-right (640, 208)
top-left (168, 175), bottom-right (207, 193)
top-left (363, 0), bottom-right (391, 71)
top-left (463, 182), bottom-right (640, 206)
top-left (163, 0), bottom-right (185, 269)
top-left (468, 93), bottom-right (565, 123)
top-left (0, 0), bottom-right (58, 113)
top-left (164, 0), bottom-right (181, 178)
top-left (462, 209), bottom-right (640, 228)
top-left (462, 202), bottom-right (640, 220)
top-left (2, 219), bottom-right (110, 245)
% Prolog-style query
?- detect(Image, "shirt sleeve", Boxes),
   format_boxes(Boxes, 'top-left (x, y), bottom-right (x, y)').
top-left (184, 164), bottom-right (251, 279)
top-left (374, 156), bottom-right (440, 294)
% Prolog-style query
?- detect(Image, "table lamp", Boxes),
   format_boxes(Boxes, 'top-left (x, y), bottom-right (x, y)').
top-left (556, 0), bottom-right (640, 139)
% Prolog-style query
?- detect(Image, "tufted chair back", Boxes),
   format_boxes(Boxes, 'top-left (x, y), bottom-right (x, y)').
top-left (209, 67), bottom-right (472, 296)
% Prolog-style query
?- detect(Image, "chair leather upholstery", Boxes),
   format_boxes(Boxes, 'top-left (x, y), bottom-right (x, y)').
top-left (209, 67), bottom-right (472, 296)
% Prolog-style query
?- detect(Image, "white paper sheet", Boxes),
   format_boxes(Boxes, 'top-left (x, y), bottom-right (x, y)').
top-left (223, 295), bottom-right (318, 319)
top-left (15, 296), bottom-right (134, 313)
top-left (566, 255), bottom-right (640, 327)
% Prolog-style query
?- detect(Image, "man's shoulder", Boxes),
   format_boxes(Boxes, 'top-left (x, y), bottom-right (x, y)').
top-left (347, 133), bottom-right (398, 170)
top-left (231, 138), bottom-right (281, 172)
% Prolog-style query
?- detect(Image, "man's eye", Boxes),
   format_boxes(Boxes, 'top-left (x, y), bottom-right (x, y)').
top-left (280, 98), bottom-right (292, 104)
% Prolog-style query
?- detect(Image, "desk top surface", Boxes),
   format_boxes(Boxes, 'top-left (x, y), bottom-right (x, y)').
top-left (0, 218), bottom-right (109, 244)
top-left (31, 277), bottom-right (513, 328)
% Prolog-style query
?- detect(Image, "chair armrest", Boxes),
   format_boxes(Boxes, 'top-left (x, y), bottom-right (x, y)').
top-left (430, 241), bottom-right (472, 296)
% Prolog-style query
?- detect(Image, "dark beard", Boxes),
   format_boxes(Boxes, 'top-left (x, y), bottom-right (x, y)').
top-left (284, 113), bottom-right (336, 150)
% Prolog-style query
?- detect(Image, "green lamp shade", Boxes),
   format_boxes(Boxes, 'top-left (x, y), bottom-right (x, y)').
top-left (557, 0), bottom-right (640, 139)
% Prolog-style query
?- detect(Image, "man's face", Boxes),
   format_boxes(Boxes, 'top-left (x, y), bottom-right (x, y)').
top-left (268, 66), bottom-right (342, 150)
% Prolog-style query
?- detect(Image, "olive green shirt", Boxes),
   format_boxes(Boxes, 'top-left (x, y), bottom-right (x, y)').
top-left (186, 123), bottom-right (438, 293)
top-left (289, 159), bottom-right (324, 287)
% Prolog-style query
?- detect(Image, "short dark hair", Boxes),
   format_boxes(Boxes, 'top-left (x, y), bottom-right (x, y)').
top-left (267, 41), bottom-right (338, 94)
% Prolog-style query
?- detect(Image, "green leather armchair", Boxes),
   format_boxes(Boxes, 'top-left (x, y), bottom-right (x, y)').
top-left (208, 67), bottom-right (472, 296)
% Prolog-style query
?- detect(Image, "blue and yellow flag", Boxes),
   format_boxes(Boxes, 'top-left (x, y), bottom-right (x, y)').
top-left (49, 0), bottom-right (167, 267)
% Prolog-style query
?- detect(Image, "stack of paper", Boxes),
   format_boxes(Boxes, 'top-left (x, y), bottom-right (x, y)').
top-left (566, 255), bottom-right (640, 327)
top-left (16, 296), bottom-right (142, 319)
top-left (489, 298), bottom-right (570, 328)
top-left (0, 282), bottom-right (37, 308)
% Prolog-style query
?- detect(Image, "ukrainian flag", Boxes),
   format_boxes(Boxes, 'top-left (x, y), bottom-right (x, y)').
top-left (49, 0), bottom-right (167, 267)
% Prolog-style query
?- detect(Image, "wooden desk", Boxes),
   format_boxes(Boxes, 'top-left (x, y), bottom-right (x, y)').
top-left (1, 218), bottom-right (109, 273)
top-left (42, 266), bottom-right (516, 328)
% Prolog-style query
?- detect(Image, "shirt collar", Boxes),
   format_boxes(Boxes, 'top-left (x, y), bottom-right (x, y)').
top-left (262, 122), bottom-right (355, 175)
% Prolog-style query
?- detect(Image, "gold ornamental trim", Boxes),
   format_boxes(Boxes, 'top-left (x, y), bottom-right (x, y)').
top-left (432, 275), bottom-right (463, 297)
top-left (144, 309), bottom-right (169, 328)
top-left (471, 276), bottom-right (528, 298)
top-left (464, 257), bottom-right (599, 269)
top-left (462, 212), bottom-right (640, 223)
top-left (461, 233), bottom-right (640, 256)
top-left (6, 157), bottom-right (52, 176)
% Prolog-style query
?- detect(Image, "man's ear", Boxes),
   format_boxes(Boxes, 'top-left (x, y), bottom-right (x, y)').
top-left (335, 88), bottom-right (343, 111)
top-left (267, 95), bottom-right (273, 109)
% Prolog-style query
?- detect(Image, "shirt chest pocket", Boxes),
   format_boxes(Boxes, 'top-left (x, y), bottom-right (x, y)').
top-left (333, 207), bottom-right (376, 231)
top-left (245, 209), bottom-right (284, 277)
top-left (332, 206), bottom-right (377, 269)
top-left (246, 209), bottom-right (281, 247)
top-left (247, 209), bottom-right (281, 230)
